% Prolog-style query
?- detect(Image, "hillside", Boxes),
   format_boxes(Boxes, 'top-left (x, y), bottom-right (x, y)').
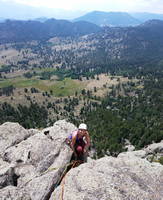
top-left (74, 11), bottom-right (141, 27)
top-left (92, 19), bottom-right (163, 64)
top-left (0, 19), bottom-right (163, 155)
top-left (1, 20), bottom-right (163, 69)
top-left (0, 19), bottom-right (101, 44)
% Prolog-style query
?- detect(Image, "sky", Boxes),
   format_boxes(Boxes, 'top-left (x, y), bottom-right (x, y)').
top-left (0, 0), bottom-right (163, 20)
top-left (1, 0), bottom-right (163, 13)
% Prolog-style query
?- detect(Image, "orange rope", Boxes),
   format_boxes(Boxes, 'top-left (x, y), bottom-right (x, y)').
top-left (59, 160), bottom-right (81, 200)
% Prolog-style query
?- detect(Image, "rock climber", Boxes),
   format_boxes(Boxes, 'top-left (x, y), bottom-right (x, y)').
top-left (68, 123), bottom-right (90, 162)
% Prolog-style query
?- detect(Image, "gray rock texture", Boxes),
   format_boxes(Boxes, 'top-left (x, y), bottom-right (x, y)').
top-left (0, 186), bottom-right (31, 200)
top-left (0, 161), bottom-right (15, 189)
top-left (0, 120), bottom-right (76, 200)
top-left (51, 155), bottom-right (163, 200)
top-left (0, 122), bottom-right (37, 157)
top-left (0, 121), bottom-right (163, 200)
top-left (120, 140), bottom-right (163, 162)
top-left (145, 140), bottom-right (163, 154)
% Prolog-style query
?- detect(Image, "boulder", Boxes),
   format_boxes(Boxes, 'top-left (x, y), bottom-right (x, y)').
top-left (119, 141), bottom-right (163, 162)
top-left (50, 155), bottom-right (163, 200)
top-left (25, 145), bottom-right (72, 200)
top-left (14, 164), bottom-right (37, 188)
top-left (3, 133), bottom-right (56, 166)
top-left (0, 120), bottom-right (76, 200)
top-left (3, 120), bottom-right (76, 167)
top-left (0, 122), bottom-right (37, 157)
top-left (23, 120), bottom-right (76, 200)
top-left (145, 141), bottom-right (163, 154)
top-left (0, 161), bottom-right (15, 189)
top-left (143, 141), bottom-right (163, 163)
top-left (118, 150), bottom-right (147, 159)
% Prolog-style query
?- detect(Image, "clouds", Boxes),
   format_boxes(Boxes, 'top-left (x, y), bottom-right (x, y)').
top-left (1, 0), bottom-right (163, 13)
top-left (141, 0), bottom-right (163, 13)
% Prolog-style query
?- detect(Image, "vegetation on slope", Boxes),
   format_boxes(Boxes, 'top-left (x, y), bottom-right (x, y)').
top-left (1, 21), bottom-right (163, 156)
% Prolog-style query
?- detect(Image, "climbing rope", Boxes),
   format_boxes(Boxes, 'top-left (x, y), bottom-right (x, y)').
top-left (59, 160), bottom-right (82, 200)
top-left (20, 159), bottom-right (83, 200)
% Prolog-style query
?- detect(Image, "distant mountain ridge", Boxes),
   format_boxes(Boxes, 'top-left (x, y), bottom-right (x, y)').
top-left (74, 11), bottom-right (141, 27)
top-left (73, 11), bottom-right (163, 27)
top-left (1, 18), bottom-right (163, 64)
top-left (0, 19), bottom-right (101, 44)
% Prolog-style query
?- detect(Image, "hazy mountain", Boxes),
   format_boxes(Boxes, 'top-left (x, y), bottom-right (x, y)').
top-left (0, 19), bottom-right (101, 44)
top-left (139, 19), bottom-right (163, 29)
top-left (73, 11), bottom-right (141, 27)
top-left (0, 1), bottom-right (85, 20)
top-left (35, 17), bottom-right (48, 23)
top-left (130, 12), bottom-right (163, 23)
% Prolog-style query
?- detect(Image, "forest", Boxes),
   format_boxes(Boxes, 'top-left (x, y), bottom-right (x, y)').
top-left (1, 20), bottom-right (163, 157)
top-left (84, 64), bottom-right (163, 157)
top-left (1, 62), bottom-right (163, 157)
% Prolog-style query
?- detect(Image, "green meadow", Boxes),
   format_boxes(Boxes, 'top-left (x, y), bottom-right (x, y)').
top-left (0, 77), bottom-right (84, 97)
top-left (48, 78), bottom-right (83, 96)
top-left (0, 78), bottom-right (39, 88)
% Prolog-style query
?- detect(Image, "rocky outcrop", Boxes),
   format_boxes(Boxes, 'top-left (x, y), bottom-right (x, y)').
top-left (120, 140), bottom-right (163, 163)
top-left (0, 120), bottom-right (76, 200)
top-left (0, 121), bottom-right (163, 200)
top-left (51, 154), bottom-right (163, 200)
top-left (145, 141), bottom-right (163, 162)
top-left (0, 122), bottom-right (37, 157)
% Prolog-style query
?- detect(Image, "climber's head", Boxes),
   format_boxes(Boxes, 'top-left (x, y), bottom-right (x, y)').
top-left (78, 123), bottom-right (87, 130)
top-left (78, 123), bottom-right (87, 136)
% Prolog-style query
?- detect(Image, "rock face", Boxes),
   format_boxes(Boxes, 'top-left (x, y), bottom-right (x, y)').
top-left (51, 155), bottom-right (163, 200)
top-left (0, 122), bottom-right (36, 157)
top-left (0, 120), bottom-right (76, 200)
top-left (120, 140), bottom-right (163, 162)
top-left (0, 120), bottom-right (163, 200)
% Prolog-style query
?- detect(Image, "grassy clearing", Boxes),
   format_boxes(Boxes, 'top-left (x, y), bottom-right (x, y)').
top-left (24, 78), bottom-right (84, 96)
top-left (0, 78), bottom-right (39, 88)
top-left (33, 67), bottom-right (55, 73)
top-left (47, 78), bottom-right (84, 96)
top-left (0, 77), bottom-right (84, 97)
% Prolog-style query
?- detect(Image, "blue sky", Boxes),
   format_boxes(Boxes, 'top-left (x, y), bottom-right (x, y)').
top-left (1, 0), bottom-right (163, 13)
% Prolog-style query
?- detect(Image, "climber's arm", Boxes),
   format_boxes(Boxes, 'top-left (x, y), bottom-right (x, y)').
top-left (70, 134), bottom-right (77, 156)
top-left (84, 131), bottom-right (90, 152)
